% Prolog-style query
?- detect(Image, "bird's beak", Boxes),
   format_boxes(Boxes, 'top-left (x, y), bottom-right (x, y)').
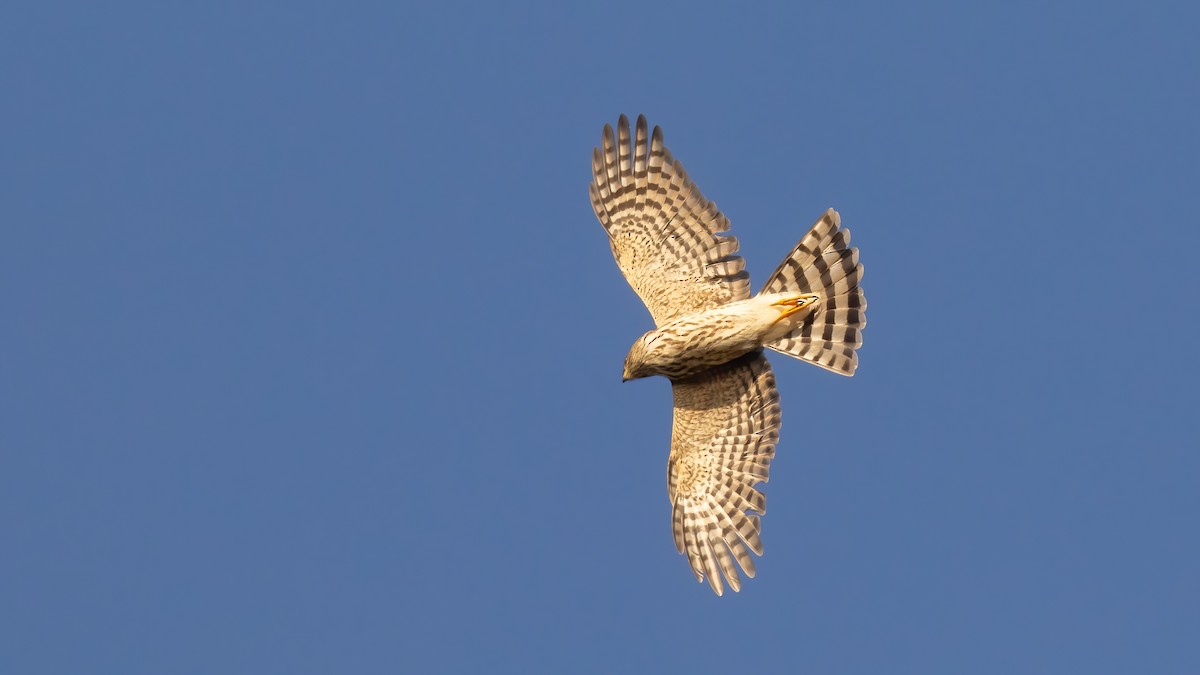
top-left (621, 374), bottom-right (630, 383)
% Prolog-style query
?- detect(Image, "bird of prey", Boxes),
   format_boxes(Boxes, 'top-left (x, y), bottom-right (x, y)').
top-left (588, 115), bottom-right (866, 595)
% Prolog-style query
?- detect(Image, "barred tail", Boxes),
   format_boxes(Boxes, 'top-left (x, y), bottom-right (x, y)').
top-left (758, 208), bottom-right (866, 376)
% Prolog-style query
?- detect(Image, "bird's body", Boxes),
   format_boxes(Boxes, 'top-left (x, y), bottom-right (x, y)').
top-left (623, 292), bottom-right (819, 381)
top-left (589, 115), bottom-right (866, 595)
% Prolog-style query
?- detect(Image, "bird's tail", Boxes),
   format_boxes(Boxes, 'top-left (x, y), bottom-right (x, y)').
top-left (757, 209), bottom-right (866, 376)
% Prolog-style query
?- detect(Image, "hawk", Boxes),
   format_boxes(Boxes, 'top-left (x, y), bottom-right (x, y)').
top-left (589, 115), bottom-right (867, 595)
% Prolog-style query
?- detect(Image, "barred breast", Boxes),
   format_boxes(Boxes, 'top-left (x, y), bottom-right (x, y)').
top-left (630, 295), bottom-right (806, 380)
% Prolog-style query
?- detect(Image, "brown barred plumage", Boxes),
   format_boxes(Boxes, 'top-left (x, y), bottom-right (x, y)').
top-left (589, 115), bottom-right (750, 326)
top-left (668, 352), bottom-right (779, 594)
top-left (590, 115), bottom-right (867, 595)
top-left (761, 209), bottom-right (866, 376)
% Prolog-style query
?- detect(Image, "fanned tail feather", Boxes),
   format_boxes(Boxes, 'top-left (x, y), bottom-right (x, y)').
top-left (759, 209), bottom-right (867, 376)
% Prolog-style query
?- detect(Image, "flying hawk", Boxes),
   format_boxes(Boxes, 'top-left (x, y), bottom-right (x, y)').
top-left (589, 115), bottom-right (866, 595)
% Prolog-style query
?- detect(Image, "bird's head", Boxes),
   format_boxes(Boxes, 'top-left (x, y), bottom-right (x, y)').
top-left (622, 332), bottom-right (658, 382)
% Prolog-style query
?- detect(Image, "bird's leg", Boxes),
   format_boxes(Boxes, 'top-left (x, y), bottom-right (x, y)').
top-left (771, 294), bottom-right (820, 322)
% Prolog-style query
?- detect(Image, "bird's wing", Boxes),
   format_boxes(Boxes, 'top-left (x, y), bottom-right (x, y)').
top-left (667, 352), bottom-right (781, 595)
top-left (589, 115), bottom-right (750, 326)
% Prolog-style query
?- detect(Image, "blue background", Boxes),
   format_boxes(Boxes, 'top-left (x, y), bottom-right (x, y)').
top-left (3, 2), bottom-right (1197, 673)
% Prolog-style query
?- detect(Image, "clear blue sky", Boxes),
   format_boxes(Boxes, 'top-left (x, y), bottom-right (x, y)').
top-left (2, 2), bottom-right (1197, 673)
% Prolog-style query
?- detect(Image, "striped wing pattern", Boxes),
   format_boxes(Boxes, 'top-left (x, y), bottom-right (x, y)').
top-left (589, 114), bottom-right (750, 326)
top-left (667, 352), bottom-right (781, 595)
top-left (761, 209), bottom-right (866, 376)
